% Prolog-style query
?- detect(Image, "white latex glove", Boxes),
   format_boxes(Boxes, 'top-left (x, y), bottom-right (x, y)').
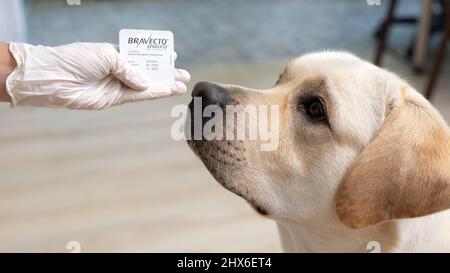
top-left (5, 42), bottom-right (190, 110)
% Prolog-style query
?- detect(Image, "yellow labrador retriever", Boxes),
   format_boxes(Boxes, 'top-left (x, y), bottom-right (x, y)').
top-left (186, 52), bottom-right (450, 252)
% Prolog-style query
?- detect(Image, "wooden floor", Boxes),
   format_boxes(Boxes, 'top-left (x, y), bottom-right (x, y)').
top-left (0, 63), bottom-right (285, 252)
top-left (0, 59), bottom-right (449, 252)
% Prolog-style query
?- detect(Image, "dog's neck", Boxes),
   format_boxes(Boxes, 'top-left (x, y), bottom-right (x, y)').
top-left (276, 209), bottom-right (450, 253)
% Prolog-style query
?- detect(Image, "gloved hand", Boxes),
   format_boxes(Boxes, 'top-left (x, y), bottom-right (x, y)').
top-left (5, 42), bottom-right (190, 110)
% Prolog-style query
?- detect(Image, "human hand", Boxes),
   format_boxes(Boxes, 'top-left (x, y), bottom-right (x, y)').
top-left (5, 42), bottom-right (190, 110)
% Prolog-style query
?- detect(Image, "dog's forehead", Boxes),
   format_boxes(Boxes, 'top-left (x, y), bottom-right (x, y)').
top-left (283, 52), bottom-right (381, 101)
top-left (286, 52), bottom-right (366, 78)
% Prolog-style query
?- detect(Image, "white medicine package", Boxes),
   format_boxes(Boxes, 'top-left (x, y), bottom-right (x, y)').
top-left (119, 29), bottom-right (175, 85)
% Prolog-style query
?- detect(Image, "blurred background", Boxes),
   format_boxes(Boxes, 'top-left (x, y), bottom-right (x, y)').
top-left (0, 0), bottom-right (449, 252)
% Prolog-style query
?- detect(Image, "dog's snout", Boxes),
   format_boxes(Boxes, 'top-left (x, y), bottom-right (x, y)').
top-left (192, 81), bottom-right (230, 107)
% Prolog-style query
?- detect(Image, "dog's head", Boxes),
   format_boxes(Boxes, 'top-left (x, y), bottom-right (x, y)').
top-left (187, 52), bottom-right (450, 229)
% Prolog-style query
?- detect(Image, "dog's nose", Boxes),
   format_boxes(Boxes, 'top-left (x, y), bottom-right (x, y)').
top-left (192, 81), bottom-right (231, 107)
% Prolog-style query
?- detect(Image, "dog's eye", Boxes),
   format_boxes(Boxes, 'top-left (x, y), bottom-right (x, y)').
top-left (300, 98), bottom-right (326, 122)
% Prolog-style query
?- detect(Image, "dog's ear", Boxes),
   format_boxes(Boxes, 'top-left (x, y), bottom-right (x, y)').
top-left (335, 86), bottom-right (450, 229)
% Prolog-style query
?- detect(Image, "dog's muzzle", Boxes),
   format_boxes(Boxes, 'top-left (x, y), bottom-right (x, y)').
top-left (186, 81), bottom-right (246, 178)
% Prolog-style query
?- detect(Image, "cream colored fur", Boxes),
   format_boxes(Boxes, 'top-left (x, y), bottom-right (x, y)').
top-left (188, 52), bottom-right (450, 252)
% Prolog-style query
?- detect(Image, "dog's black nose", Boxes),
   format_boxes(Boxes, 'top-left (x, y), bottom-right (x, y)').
top-left (187, 82), bottom-right (233, 141)
top-left (192, 81), bottom-right (231, 108)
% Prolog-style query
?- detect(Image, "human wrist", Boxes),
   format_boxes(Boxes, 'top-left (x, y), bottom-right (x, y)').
top-left (0, 43), bottom-right (17, 103)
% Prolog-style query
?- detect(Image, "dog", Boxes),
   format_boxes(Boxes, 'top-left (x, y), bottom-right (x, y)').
top-left (186, 51), bottom-right (450, 252)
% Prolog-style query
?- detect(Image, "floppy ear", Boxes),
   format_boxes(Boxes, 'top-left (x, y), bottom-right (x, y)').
top-left (336, 87), bottom-right (450, 229)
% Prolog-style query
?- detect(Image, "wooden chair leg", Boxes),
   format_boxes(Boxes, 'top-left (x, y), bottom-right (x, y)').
top-left (374, 0), bottom-right (398, 66)
top-left (425, 0), bottom-right (450, 100)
